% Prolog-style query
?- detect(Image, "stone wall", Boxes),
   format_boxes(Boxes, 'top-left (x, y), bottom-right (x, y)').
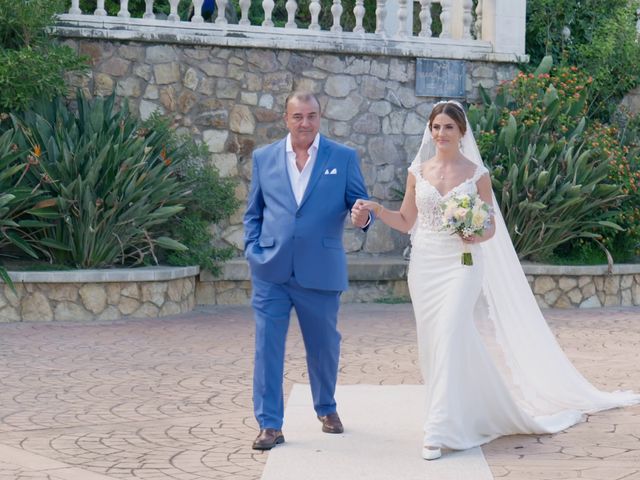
top-left (198, 259), bottom-right (640, 309)
top-left (0, 267), bottom-right (198, 322)
top-left (524, 264), bottom-right (640, 309)
top-left (60, 36), bottom-right (518, 257)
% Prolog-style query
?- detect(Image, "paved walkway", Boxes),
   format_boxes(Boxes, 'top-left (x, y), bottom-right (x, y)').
top-left (0, 304), bottom-right (639, 480)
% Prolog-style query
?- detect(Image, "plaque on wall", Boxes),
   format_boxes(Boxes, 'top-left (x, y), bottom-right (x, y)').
top-left (415, 59), bottom-right (466, 98)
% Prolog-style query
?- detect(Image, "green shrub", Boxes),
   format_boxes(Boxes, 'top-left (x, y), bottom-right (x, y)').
top-left (162, 170), bottom-right (238, 275)
top-left (584, 115), bottom-right (640, 260)
top-left (7, 92), bottom-right (190, 268)
top-left (0, 0), bottom-right (87, 111)
top-left (468, 58), bottom-right (624, 261)
top-left (0, 129), bottom-right (60, 290)
top-left (525, 0), bottom-right (640, 120)
top-left (141, 113), bottom-right (239, 275)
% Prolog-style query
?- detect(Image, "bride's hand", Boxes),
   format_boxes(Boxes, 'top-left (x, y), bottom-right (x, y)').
top-left (351, 199), bottom-right (374, 227)
top-left (354, 199), bottom-right (382, 216)
top-left (460, 234), bottom-right (478, 244)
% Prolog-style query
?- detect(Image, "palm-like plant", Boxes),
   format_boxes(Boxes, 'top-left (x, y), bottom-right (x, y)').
top-left (9, 92), bottom-right (188, 268)
top-left (468, 58), bottom-right (624, 260)
top-left (0, 128), bottom-right (59, 289)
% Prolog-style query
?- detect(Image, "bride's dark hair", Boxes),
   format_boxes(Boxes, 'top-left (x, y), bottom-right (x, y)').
top-left (428, 102), bottom-right (467, 135)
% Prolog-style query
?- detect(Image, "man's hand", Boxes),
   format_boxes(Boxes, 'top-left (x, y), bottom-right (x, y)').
top-left (351, 199), bottom-right (371, 228)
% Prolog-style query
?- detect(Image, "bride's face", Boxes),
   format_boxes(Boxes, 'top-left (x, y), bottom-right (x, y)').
top-left (430, 113), bottom-right (463, 152)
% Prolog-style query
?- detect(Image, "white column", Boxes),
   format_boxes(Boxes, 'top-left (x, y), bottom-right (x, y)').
top-left (168, 0), bottom-right (180, 21)
top-left (418, 0), bottom-right (431, 37)
top-left (94, 0), bottom-right (107, 15)
top-left (383, 0), bottom-right (413, 36)
top-left (69, 0), bottom-right (81, 14)
top-left (474, 0), bottom-right (483, 39)
top-left (285, 0), bottom-right (298, 28)
top-left (309, 0), bottom-right (321, 30)
top-left (375, 0), bottom-right (387, 34)
top-left (239, 0), bottom-right (251, 24)
top-left (262, 0), bottom-right (275, 26)
top-left (143, 0), bottom-right (155, 19)
top-left (353, 0), bottom-right (365, 33)
top-left (191, 0), bottom-right (204, 22)
top-left (396, 0), bottom-right (409, 37)
top-left (479, 0), bottom-right (526, 55)
top-left (439, 0), bottom-right (452, 38)
top-left (118, 0), bottom-right (131, 17)
top-left (461, 0), bottom-right (473, 39)
top-left (330, 0), bottom-right (343, 32)
top-left (216, 0), bottom-right (229, 24)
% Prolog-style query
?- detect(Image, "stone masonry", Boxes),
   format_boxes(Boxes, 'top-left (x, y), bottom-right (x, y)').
top-left (0, 268), bottom-right (198, 322)
top-left (197, 259), bottom-right (640, 309)
top-left (60, 37), bottom-right (518, 257)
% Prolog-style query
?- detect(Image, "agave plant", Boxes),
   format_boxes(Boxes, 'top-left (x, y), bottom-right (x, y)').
top-left (9, 92), bottom-right (188, 268)
top-left (0, 128), bottom-right (61, 289)
top-left (467, 58), bottom-right (624, 260)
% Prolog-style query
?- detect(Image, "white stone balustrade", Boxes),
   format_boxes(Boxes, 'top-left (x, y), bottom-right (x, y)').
top-left (57, 0), bottom-right (529, 62)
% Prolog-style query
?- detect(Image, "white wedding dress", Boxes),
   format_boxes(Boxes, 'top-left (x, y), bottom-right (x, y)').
top-left (406, 137), bottom-right (640, 450)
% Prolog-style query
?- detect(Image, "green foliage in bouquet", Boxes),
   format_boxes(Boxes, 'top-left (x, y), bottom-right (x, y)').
top-left (468, 58), bottom-right (624, 261)
top-left (0, 0), bottom-right (87, 111)
top-left (8, 92), bottom-right (190, 268)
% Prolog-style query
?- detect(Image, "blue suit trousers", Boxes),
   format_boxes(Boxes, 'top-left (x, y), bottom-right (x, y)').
top-left (251, 275), bottom-right (341, 429)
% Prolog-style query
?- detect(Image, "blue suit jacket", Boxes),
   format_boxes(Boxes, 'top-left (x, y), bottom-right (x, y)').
top-left (243, 135), bottom-right (370, 291)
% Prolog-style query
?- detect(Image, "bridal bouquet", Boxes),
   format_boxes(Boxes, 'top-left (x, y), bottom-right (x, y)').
top-left (441, 193), bottom-right (492, 266)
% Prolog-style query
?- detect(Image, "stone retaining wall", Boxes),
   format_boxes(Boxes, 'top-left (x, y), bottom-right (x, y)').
top-left (58, 35), bottom-right (518, 258)
top-left (0, 267), bottom-right (198, 322)
top-left (524, 264), bottom-right (640, 309)
top-left (198, 259), bottom-right (640, 309)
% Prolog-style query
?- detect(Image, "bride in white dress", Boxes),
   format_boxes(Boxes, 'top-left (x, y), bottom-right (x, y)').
top-left (353, 101), bottom-right (640, 460)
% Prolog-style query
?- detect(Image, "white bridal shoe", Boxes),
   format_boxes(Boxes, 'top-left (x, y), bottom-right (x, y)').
top-left (422, 446), bottom-right (442, 461)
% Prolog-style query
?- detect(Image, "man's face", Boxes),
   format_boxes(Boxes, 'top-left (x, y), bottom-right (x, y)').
top-left (284, 97), bottom-right (321, 148)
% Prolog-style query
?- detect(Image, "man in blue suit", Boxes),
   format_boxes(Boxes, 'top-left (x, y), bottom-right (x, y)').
top-left (244, 91), bottom-right (372, 450)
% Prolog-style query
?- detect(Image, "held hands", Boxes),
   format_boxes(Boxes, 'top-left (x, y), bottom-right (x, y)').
top-left (351, 199), bottom-right (383, 228)
top-left (350, 199), bottom-right (372, 228)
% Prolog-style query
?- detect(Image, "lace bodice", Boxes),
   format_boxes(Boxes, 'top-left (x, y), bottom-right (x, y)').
top-left (408, 160), bottom-right (489, 238)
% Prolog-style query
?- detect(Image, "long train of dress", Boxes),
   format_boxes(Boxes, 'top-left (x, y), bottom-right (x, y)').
top-left (407, 161), bottom-right (639, 450)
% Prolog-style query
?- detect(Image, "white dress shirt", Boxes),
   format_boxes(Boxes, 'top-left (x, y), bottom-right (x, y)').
top-left (285, 133), bottom-right (371, 227)
top-left (285, 133), bottom-right (320, 205)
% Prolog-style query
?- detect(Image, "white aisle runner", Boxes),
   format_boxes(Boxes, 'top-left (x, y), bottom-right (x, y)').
top-left (261, 384), bottom-right (494, 480)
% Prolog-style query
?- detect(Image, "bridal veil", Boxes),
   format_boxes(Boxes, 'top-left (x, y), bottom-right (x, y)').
top-left (411, 100), bottom-right (640, 418)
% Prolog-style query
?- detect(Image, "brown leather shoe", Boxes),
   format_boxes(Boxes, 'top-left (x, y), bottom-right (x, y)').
top-left (317, 412), bottom-right (344, 434)
top-left (252, 429), bottom-right (285, 450)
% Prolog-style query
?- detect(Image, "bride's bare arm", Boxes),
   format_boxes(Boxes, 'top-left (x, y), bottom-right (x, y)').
top-left (353, 174), bottom-right (418, 233)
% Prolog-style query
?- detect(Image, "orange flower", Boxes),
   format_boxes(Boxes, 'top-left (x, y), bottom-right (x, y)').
top-left (33, 145), bottom-right (41, 157)
top-left (160, 147), bottom-right (171, 166)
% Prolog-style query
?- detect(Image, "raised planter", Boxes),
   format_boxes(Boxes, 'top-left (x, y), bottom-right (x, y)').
top-left (197, 258), bottom-right (640, 309)
top-left (0, 266), bottom-right (199, 322)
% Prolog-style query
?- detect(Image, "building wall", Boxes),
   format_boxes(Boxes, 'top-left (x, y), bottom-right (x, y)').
top-left (61, 37), bottom-right (519, 256)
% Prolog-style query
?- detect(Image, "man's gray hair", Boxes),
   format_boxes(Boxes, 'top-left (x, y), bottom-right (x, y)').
top-left (285, 90), bottom-right (321, 113)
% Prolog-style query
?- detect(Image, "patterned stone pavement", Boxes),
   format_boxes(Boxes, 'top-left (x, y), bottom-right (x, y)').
top-left (0, 304), bottom-right (638, 480)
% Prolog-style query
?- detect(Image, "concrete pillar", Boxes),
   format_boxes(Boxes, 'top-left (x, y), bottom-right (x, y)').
top-left (479, 0), bottom-right (526, 55)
